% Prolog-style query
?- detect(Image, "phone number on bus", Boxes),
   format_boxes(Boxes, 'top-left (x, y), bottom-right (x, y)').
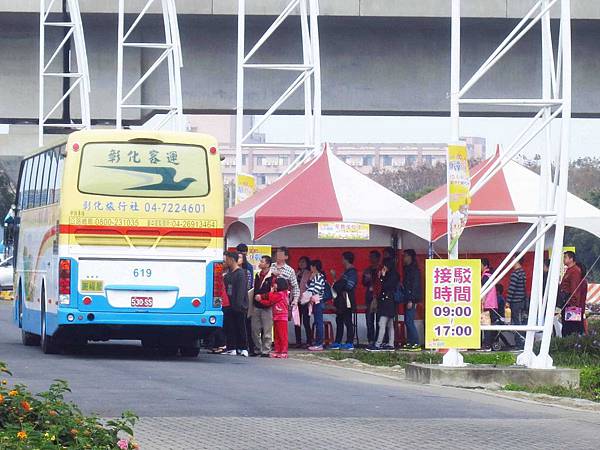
top-left (68, 216), bottom-right (218, 229)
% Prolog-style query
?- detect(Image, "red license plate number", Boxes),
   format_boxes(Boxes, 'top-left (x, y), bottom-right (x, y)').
top-left (131, 296), bottom-right (153, 308)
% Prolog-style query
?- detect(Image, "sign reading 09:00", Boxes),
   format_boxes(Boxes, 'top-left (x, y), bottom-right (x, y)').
top-left (425, 259), bottom-right (481, 349)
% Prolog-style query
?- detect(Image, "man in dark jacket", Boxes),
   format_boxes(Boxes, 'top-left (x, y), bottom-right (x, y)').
top-left (251, 255), bottom-right (275, 356)
top-left (330, 252), bottom-right (358, 351)
top-left (507, 261), bottom-right (527, 349)
top-left (362, 250), bottom-right (382, 346)
top-left (224, 251), bottom-right (249, 357)
top-left (402, 249), bottom-right (422, 350)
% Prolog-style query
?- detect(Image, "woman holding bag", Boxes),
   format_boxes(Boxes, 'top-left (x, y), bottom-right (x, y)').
top-left (367, 258), bottom-right (399, 351)
top-left (481, 258), bottom-right (498, 351)
top-left (306, 260), bottom-right (327, 351)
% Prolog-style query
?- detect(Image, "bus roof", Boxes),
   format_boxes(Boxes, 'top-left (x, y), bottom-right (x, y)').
top-left (68, 129), bottom-right (217, 146)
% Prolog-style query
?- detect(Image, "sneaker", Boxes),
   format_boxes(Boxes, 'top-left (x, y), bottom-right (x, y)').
top-left (480, 346), bottom-right (492, 352)
top-left (366, 344), bottom-right (382, 352)
top-left (341, 343), bottom-right (354, 351)
top-left (269, 352), bottom-right (280, 358)
top-left (406, 344), bottom-right (421, 352)
top-left (222, 350), bottom-right (237, 356)
top-left (250, 352), bottom-right (260, 357)
top-left (308, 345), bottom-right (324, 352)
top-left (240, 350), bottom-right (249, 357)
top-left (383, 344), bottom-right (395, 351)
top-left (279, 353), bottom-right (288, 359)
top-left (329, 343), bottom-right (342, 350)
top-left (260, 353), bottom-right (270, 358)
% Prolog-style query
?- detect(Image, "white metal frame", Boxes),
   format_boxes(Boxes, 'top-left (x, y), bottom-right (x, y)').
top-left (448, 0), bottom-right (572, 369)
top-left (236, 0), bottom-right (322, 187)
top-left (39, 0), bottom-right (91, 146)
top-left (116, 0), bottom-right (184, 131)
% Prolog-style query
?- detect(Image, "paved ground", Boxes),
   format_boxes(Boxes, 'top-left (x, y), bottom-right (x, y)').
top-left (1, 302), bottom-right (599, 449)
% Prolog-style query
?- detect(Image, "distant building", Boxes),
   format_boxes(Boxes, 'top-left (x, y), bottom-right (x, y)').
top-left (186, 115), bottom-right (487, 187)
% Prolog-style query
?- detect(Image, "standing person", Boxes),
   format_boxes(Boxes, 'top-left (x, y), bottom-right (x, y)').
top-left (223, 251), bottom-right (249, 357)
top-left (507, 260), bottom-right (527, 349)
top-left (402, 249), bottom-right (422, 351)
top-left (559, 252), bottom-right (584, 336)
top-left (236, 244), bottom-right (256, 355)
top-left (259, 278), bottom-right (290, 358)
top-left (330, 252), bottom-right (358, 350)
top-left (271, 247), bottom-right (300, 305)
top-left (251, 255), bottom-right (275, 357)
top-left (368, 258), bottom-right (399, 351)
top-left (211, 252), bottom-right (230, 354)
top-left (307, 260), bottom-right (327, 351)
top-left (481, 258), bottom-right (498, 351)
top-left (295, 256), bottom-right (313, 348)
top-left (362, 250), bottom-right (382, 346)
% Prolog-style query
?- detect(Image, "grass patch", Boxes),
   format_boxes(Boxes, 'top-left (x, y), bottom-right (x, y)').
top-left (322, 349), bottom-right (516, 368)
top-left (323, 350), bottom-right (442, 368)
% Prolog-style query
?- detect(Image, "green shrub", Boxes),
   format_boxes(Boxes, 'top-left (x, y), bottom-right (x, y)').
top-left (463, 352), bottom-right (516, 366)
top-left (0, 362), bottom-right (138, 449)
top-left (535, 333), bottom-right (600, 367)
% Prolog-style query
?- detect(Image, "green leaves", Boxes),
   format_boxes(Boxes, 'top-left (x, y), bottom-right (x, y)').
top-left (0, 362), bottom-right (138, 449)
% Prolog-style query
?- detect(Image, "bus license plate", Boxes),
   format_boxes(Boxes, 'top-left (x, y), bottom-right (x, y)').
top-left (131, 296), bottom-right (153, 308)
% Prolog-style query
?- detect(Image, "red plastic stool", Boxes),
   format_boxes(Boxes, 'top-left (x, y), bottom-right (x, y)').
top-left (312, 321), bottom-right (334, 346)
top-left (394, 320), bottom-right (406, 347)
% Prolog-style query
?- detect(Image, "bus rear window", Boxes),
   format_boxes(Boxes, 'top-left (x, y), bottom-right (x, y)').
top-left (78, 143), bottom-right (210, 198)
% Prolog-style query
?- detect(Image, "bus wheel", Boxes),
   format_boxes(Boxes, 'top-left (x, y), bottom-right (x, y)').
top-left (22, 329), bottom-right (40, 347)
top-left (40, 290), bottom-right (60, 355)
top-left (180, 346), bottom-right (200, 358)
top-left (18, 285), bottom-right (40, 346)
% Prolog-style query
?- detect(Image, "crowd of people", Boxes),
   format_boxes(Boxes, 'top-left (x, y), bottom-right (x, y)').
top-left (480, 250), bottom-right (589, 351)
top-left (212, 245), bottom-right (590, 358)
top-left (211, 245), bottom-right (423, 358)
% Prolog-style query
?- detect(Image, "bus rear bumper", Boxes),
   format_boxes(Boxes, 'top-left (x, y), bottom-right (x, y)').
top-left (56, 308), bottom-right (223, 328)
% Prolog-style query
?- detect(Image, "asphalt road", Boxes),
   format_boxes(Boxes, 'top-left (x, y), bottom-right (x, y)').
top-left (1, 301), bottom-right (599, 449)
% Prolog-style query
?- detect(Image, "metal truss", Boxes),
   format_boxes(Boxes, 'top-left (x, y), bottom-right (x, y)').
top-left (39, 0), bottom-right (91, 146)
top-left (116, 0), bottom-right (184, 131)
top-left (236, 0), bottom-right (322, 184)
top-left (449, 0), bottom-right (572, 368)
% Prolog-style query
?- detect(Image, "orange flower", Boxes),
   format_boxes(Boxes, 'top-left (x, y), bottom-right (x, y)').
top-left (20, 401), bottom-right (31, 412)
top-left (0, 394), bottom-right (4, 404)
top-left (17, 431), bottom-right (27, 440)
top-left (8, 390), bottom-right (18, 397)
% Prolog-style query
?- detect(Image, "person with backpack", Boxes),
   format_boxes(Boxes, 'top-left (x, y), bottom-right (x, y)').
top-left (330, 252), bottom-right (358, 351)
top-left (402, 249), bottom-right (422, 350)
top-left (307, 260), bottom-right (327, 351)
top-left (258, 278), bottom-right (290, 358)
top-left (251, 255), bottom-right (275, 357)
top-left (362, 250), bottom-right (382, 346)
top-left (367, 258), bottom-right (399, 351)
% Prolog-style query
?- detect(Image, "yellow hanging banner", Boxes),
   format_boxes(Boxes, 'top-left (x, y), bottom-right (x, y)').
top-left (425, 259), bottom-right (481, 350)
top-left (447, 143), bottom-right (471, 253)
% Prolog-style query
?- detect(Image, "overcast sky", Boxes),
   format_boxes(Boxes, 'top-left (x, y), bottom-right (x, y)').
top-left (258, 116), bottom-right (600, 159)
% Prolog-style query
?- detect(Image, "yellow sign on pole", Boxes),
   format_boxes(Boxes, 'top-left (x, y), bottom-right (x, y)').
top-left (236, 173), bottom-right (256, 204)
top-left (447, 143), bottom-right (471, 254)
top-left (425, 259), bottom-right (481, 349)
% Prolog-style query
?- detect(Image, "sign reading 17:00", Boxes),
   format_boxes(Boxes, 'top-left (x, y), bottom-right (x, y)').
top-left (425, 259), bottom-right (481, 350)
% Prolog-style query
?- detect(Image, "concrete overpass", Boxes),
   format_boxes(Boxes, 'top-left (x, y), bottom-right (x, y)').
top-left (0, 0), bottom-right (599, 150)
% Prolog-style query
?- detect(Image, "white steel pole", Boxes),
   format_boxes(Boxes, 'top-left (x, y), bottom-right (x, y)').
top-left (116, 0), bottom-right (125, 129)
top-left (299, 0), bottom-right (313, 148)
top-left (235, 0), bottom-right (245, 194)
top-left (533, 0), bottom-right (571, 370)
top-left (443, 0), bottom-right (463, 367)
top-left (39, 0), bottom-right (45, 146)
top-left (519, 0), bottom-right (553, 367)
top-left (309, 0), bottom-right (322, 151)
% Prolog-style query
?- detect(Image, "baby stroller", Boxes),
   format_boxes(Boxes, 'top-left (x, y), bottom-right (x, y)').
top-left (489, 308), bottom-right (523, 351)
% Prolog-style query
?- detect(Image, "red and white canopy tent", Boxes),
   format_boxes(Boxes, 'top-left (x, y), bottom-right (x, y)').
top-left (412, 149), bottom-right (600, 254)
top-left (225, 145), bottom-right (431, 248)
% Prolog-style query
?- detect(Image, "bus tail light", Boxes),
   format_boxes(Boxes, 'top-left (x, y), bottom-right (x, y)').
top-left (213, 262), bottom-right (223, 308)
top-left (59, 259), bottom-right (71, 304)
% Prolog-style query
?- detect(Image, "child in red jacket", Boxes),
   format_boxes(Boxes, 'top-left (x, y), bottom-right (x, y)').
top-left (260, 277), bottom-right (289, 358)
